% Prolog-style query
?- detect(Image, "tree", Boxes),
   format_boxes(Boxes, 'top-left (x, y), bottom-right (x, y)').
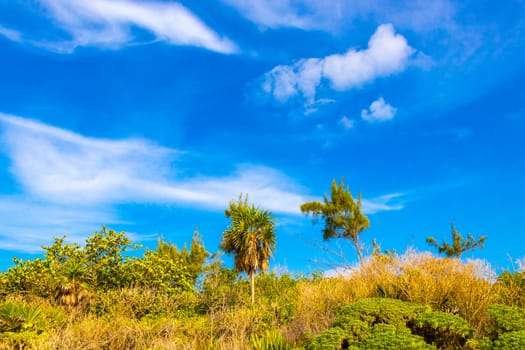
top-left (301, 178), bottom-right (370, 265)
top-left (426, 222), bottom-right (486, 258)
top-left (156, 228), bottom-right (210, 286)
top-left (220, 194), bottom-right (276, 304)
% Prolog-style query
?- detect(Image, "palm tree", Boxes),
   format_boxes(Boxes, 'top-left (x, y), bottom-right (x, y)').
top-left (220, 195), bottom-right (276, 304)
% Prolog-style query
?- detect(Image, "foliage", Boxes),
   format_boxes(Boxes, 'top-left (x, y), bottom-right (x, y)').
top-left (486, 304), bottom-right (525, 336)
top-left (300, 178), bottom-right (369, 264)
top-left (0, 227), bottom-right (139, 298)
top-left (0, 302), bottom-right (44, 333)
top-left (0, 257), bottom-right (55, 298)
top-left (126, 249), bottom-right (192, 294)
top-left (250, 328), bottom-right (292, 350)
top-left (426, 222), bottom-right (486, 258)
top-left (361, 324), bottom-right (435, 350)
top-left (156, 228), bottom-right (210, 286)
top-left (493, 330), bottom-right (525, 349)
top-left (307, 298), bottom-right (480, 350)
top-left (335, 298), bottom-right (428, 329)
top-left (0, 209), bottom-right (523, 350)
top-left (494, 271), bottom-right (525, 307)
top-left (82, 226), bottom-right (137, 290)
top-left (308, 327), bottom-right (350, 350)
top-left (221, 194), bottom-right (276, 304)
top-left (412, 311), bottom-right (473, 349)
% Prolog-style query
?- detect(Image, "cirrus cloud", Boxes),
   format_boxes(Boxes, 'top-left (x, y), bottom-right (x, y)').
top-left (1, 0), bottom-right (237, 54)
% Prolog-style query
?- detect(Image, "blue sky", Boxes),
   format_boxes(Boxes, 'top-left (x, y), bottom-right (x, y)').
top-left (0, 0), bottom-right (524, 273)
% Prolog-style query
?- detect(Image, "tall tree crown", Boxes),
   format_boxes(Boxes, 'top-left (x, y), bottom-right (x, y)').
top-left (301, 178), bottom-right (370, 264)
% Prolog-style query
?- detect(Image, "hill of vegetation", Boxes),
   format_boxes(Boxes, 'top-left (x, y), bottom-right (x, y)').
top-left (0, 180), bottom-right (523, 349)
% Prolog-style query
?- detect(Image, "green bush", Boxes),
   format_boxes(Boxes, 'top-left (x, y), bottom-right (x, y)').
top-left (412, 311), bottom-right (473, 349)
top-left (362, 324), bottom-right (435, 350)
top-left (493, 330), bottom-right (525, 349)
top-left (335, 298), bottom-right (428, 329)
top-left (487, 304), bottom-right (525, 335)
top-left (126, 250), bottom-right (192, 294)
top-left (308, 327), bottom-right (350, 350)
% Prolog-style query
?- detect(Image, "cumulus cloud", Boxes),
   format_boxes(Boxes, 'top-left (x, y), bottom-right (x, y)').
top-left (3, 0), bottom-right (237, 54)
top-left (361, 97), bottom-right (397, 122)
top-left (261, 24), bottom-right (415, 104)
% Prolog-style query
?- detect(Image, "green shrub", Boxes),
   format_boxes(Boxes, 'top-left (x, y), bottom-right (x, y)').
top-left (308, 327), bottom-right (350, 350)
top-left (335, 298), bottom-right (428, 329)
top-left (125, 250), bottom-right (193, 294)
top-left (487, 304), bottom-right (525, 335)
top-left (412, 311), bottom-right (473, 349)
top-left (493, 330), bottom-right (525, 350)
top-left (362, 324), bottom-right (435, 350)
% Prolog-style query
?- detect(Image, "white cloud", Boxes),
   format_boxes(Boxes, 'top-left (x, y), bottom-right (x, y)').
top-left (0, 113), bottom-right (404, 252)
top-left (361, 193), bottom-right (404, 214)
top-left (224, 0), bottom-right (455, 32)
top-left (0, 197), bottom-right (119, 252)
top-left (0, 25), bottom-right (22, 42)
top-left (361, 97), bottom-right (397, 122)
top-left (261, 24), bottom-right (415, 104)
top-left (6, 0), bottom-right (237, 54)
top-left (0, 113), bottom-right (303, 214)
top-left (222, 0), bottom-right (333, 30)
top-left (339, 116), bottom-right (355, 129)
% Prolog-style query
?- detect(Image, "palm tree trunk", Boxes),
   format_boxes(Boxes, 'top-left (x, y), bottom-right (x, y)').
top-left (250, 271), bottom-right (255, 305)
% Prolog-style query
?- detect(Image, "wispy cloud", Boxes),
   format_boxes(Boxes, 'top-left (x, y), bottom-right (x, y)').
top-left (0, 113), bottom-right (404, 252)
top-left (0, 25), bottom-right (22, 42)
top-left (2, 0), bottom-right (237, 54)
top-left (361, 97), bottom-right (397, 122)
top-left (0, 113), bottom-right (303, 214)
top-left (339, 116), bottom-right (355, 129)
top-left (259, 24), bottom-right (415, 105)
top-left (223, 0), bottom-right (338, 30)
top-left (224, 0), bottom-right (455, 32)
top-left (0, 197), bottom-right (119, 252)
top-left (362, 193), bottom-right (404, 214)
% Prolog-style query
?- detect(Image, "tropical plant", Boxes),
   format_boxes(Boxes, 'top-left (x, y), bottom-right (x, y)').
top-left (300, 178), bottom-right (370, 265)
top-left (426, 222), bottom-right (486, 258)
top-left (220, 194), bottom-right (276, 304)
top-left (250, 328), bottom-right (292, 350)
top-left (0, 302), bottom-right (44, 333)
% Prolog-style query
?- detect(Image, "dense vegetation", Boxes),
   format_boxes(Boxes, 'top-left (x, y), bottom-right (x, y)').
top-left (0, 180), bottom-right (523, 349)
